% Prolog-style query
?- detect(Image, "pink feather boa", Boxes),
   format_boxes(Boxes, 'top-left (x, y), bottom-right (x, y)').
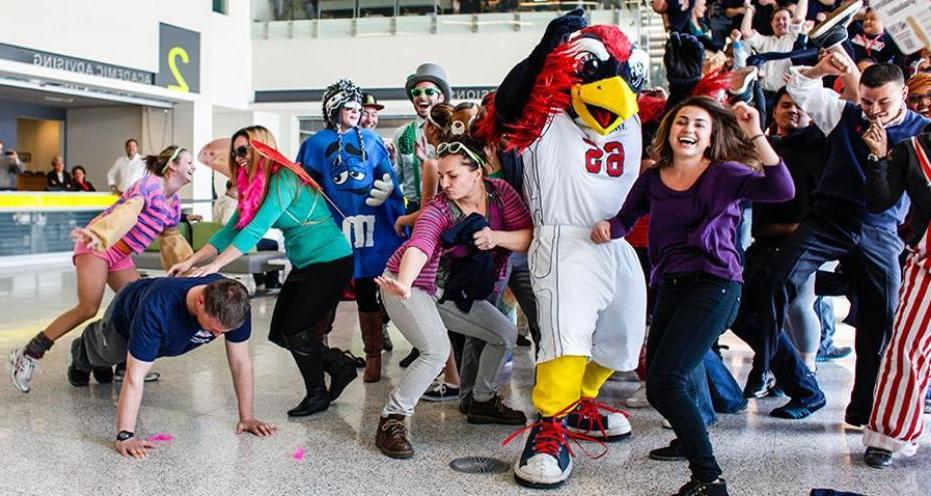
top-left (235, 157), bottom-right (272, 229)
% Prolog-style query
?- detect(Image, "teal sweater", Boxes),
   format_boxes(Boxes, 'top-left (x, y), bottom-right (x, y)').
top-left (209, 168), bottom-right (351, 269)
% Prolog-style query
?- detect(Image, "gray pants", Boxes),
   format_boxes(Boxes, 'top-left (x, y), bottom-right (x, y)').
top-left (71, 310), bottom-right (128, 372)
top-left (382, 272), bottom-right (517, 416)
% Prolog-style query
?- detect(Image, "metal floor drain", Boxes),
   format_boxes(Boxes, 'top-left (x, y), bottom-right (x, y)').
top-left (449, 456), bottom-right (510, 474)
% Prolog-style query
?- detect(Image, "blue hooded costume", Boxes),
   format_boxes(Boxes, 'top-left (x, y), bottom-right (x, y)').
top-left (298, 126), bottom-right (404, 279)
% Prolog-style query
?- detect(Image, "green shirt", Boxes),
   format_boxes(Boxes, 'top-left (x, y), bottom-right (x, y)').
top-left (209, 168), bottom-right (351, 269)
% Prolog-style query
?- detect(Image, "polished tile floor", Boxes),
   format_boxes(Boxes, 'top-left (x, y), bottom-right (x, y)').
top-left (1, 264), bottom-right (929, 496)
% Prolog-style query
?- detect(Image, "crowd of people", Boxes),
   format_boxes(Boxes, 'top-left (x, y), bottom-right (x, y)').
top-left (7, 2), bottom-right (931, 495)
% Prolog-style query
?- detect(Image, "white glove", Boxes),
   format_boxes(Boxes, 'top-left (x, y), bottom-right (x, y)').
top-left (365, 173), bottom-right (394, 207)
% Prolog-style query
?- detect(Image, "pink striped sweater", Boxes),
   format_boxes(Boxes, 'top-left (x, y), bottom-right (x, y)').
top-left (385, 178), bottom-right (531, 295)
top-left (93, 174), bottom-right (181, 257)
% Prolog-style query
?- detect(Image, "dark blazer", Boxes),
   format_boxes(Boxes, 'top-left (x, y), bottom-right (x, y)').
top-left (46, 170), bottom-right (72, 190)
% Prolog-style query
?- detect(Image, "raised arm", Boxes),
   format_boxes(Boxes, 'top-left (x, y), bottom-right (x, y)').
top-left (740, 2), bottom-right (756, 39)
top-left (786, 51), bottom-right (852, 135)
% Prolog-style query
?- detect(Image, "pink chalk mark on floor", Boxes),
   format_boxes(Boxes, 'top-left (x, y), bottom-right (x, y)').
top-left (292, 447), bottom-right (306, 461)
top-left (146, 433), bottom-right (175, 442)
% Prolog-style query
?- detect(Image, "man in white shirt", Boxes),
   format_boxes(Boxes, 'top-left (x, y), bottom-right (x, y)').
top-left (0, 141), bottom-right (25, 190)
top-left (740, 0), bottom-right (809, 94)
top-left (107, 138), bottom-right (146, 195)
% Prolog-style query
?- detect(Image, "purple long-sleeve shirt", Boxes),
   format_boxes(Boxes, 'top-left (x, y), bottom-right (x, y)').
top-left (608, 160), bottom-right (794, 286)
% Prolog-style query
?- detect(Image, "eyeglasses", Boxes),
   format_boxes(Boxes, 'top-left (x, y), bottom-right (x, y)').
top-left (437, 141), bottom-right (485, 167)
top-left (232, 145), bottom-right (250, 158)
top-left (410, 87), bottom-right (440, 98)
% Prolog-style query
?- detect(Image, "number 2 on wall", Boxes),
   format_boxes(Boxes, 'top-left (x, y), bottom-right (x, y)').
top-left (167, 46), bottom-right (190, 93)
top-left (584, 140), bottom-right (625, 177)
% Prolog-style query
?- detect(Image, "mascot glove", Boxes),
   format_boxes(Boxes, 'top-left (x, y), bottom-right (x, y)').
top-left (664, 32), bottom-right (704, 87)
top-left (365, 173), bottom-right (394, 207)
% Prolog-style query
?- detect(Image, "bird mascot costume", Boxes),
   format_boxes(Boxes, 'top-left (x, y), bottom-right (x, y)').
top-left (480, 9), bottom-right (649, 488)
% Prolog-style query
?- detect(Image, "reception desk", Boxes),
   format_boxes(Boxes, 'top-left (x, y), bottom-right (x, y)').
top-left (0, 192), bottom-right (118, 257)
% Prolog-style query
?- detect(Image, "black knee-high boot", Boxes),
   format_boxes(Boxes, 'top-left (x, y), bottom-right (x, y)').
top-left (284, 331), bottom-right (330, 417)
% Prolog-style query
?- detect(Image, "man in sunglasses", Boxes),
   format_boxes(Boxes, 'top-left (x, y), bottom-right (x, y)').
top-left (391, 63), bottom-right (452, 216)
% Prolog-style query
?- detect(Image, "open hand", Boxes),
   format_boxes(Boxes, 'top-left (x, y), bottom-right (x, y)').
top-left (375, 275), bottom-right (411, 300)
top-left (115, 437), bottom-right (158, 459)
top-left (70, 228), bottom-right (101, 251)
top-left (366, 173), bottom-right (394, 207)
top-left (236, 418), bottom-right (278, 437)
top-left (167, 259), bottom-right (195, 277)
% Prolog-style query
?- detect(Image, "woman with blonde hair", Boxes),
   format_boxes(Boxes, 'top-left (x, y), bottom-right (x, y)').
top-left (170, 125), bottom-right (357, 417)
top-left (11, 145), bottom-right (195, 393)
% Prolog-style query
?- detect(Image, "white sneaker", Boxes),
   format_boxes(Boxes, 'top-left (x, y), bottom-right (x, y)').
top-left (662, 418), bottom-right (672, 429)
top-left (625, 382), bottom-right (651, 408)
top-left (10, 348), bottom-right (37, 393)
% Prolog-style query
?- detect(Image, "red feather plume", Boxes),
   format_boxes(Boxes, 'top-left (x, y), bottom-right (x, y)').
top-left (691, 70), bottom-right (733, 105)
top-left (579, 25), bottom-right (631, 63)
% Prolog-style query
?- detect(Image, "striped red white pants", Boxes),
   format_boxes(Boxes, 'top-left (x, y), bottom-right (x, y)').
top-left (864, 249), bottom-right (931, 455)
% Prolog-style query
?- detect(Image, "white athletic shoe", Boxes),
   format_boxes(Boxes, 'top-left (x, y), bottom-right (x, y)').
top-left (512, 418), bottom-right (574, 489)
top-left (662, 418), bottom-right (672, 429)
top-left (10, 348), bottom-right (37, 393)
top-left (565, 398), bottom-right (632, 442)
top-left (625, 382), bottom-right (651, 408)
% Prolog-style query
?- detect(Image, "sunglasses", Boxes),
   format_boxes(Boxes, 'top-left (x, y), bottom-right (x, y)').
top-left (410, 87), bottom-right (440, 98)
top-left (232, 145), bottom-right (250, 158)
top-left (907, 93), bottom-right (931, 103)
top-left (437, 141), bottom-right (485, 167)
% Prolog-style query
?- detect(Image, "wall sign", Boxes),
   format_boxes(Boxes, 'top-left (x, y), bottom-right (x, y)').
top-left (255, 86), bottom-right (496, 103)
top-left (0, 42), bottom-right (154, 84)
top-left (156, 23), bottom-right (201, 93)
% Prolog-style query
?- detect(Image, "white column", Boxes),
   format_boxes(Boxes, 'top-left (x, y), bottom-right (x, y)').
top-left (172, 101), bottom-right (214, 219)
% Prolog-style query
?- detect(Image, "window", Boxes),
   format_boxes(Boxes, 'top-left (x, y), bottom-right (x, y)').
top-left (212, 0), bottom-right (226, 14)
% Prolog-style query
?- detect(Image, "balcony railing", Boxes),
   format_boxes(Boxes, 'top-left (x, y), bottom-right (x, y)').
top-left (255, 0), bottom-right (645, 21)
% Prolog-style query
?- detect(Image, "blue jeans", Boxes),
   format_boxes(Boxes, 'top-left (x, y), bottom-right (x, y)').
top-left (752, 214), bottom-right (902, 420)
top-left (689, 350), bottom-right (747, 429)
top-left (647, 273), bottom-right (742, 483)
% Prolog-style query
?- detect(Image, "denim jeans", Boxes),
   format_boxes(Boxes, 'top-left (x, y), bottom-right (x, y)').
top-left (751, 215), bottom-right (902, 420)
top-left (647, 273), bottom-right (742, 483)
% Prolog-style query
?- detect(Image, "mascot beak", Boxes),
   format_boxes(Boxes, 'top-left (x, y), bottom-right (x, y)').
top-left (571, 76), bottom-right (638, 136)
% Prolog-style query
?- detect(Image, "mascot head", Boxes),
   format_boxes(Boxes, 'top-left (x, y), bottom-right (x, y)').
top-left (478, 13), bottom-right (649, 151)
top-left (566, 25), bottom-right (646, 136)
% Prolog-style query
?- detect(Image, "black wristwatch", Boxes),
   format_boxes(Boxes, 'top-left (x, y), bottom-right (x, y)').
top-left (116, 430), bottom-right (134, 442)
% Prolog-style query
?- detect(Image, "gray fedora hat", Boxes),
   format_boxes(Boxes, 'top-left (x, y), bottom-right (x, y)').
top-left (405, 63), bottom-right (452, 102)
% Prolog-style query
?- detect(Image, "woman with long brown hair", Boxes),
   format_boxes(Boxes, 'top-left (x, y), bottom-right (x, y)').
top-left (169, 125), bottom-right (357, 417)
top-left (11, 146), bottom-right (195, 393)
top-left (592, 97), bottom-right (794, 496)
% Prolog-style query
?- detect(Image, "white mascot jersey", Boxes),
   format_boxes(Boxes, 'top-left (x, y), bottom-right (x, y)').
top-left (522, 111), bottom-right (642, 228)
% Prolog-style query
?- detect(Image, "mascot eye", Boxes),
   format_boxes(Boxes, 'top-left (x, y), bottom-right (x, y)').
top-left (349, 171), bottom-right (365, 180)
top-left (578, 53), bottom-right (601, 79)
top-left (333, 171), bottom-right (349, 185)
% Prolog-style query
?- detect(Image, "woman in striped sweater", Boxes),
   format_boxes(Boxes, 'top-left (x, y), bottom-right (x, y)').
top-left (11, 146), bottom-right (194, 393)
top-left (373, 136), bottom-right (532, 459)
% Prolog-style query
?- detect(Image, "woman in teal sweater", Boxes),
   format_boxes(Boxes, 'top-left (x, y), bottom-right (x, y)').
top-left (170, 125), bottom-right (356, 417)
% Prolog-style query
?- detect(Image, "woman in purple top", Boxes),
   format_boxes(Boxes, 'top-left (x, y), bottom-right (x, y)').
top-left (592, 97), bottom-right (793, 496)
top-left (373, 137), bottom-right (533, 459)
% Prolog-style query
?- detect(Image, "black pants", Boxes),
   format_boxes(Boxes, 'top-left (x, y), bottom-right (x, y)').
top-left (647, 273), bottom-right (741, 483)
top-left (750, 214), bottom-right (903, 420)
top-left (269, 256), bottom-right (353, 388)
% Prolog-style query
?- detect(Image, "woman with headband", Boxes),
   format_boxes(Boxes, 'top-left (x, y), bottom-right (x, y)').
top-left (11, 145), bottom-right (195, 393)
top-left (169, 126), bottom-right (357, 418)
top-left (373, 135), bottom-right (531, 459)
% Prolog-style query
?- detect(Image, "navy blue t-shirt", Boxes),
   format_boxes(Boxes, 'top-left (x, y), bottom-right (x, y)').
top-left (110, 275), bottom-right (251, 362)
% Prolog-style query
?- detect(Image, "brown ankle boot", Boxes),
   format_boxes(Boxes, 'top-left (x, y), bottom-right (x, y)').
top-left (359, 310), bottom-right (384, 383)
top-left (375, 414), bottom-right (414, 459)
